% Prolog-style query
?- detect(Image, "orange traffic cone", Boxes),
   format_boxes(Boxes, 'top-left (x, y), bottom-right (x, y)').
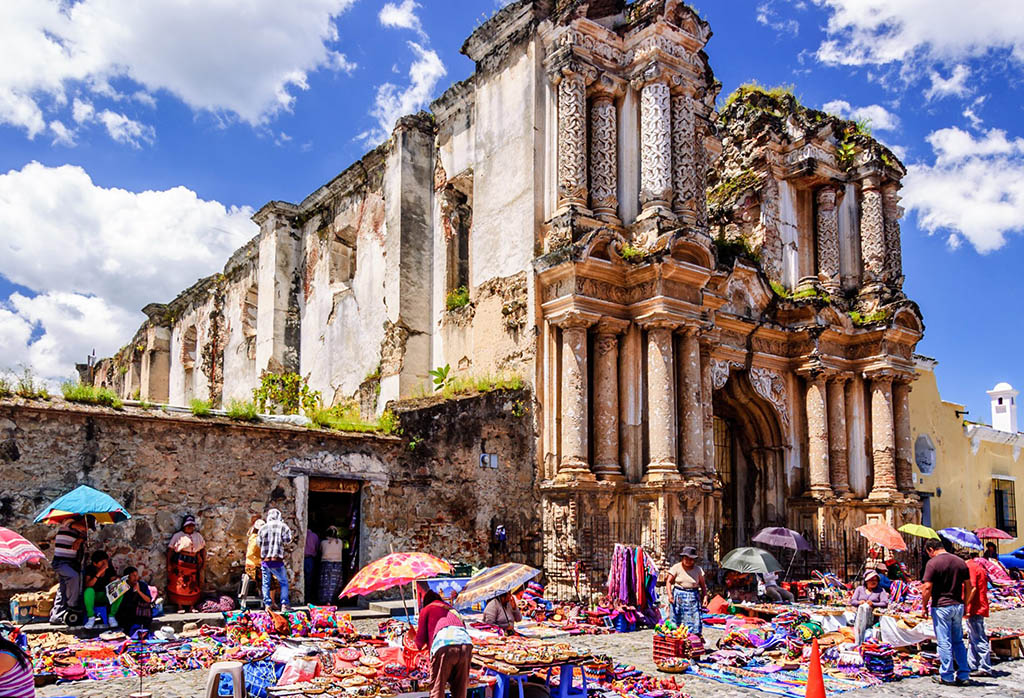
top-left (806, 637), bottom-right (827, 698)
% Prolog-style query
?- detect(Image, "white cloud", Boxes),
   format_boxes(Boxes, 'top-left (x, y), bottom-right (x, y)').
top-left (925, 64), bottom-right (972, 101)
top-left (903, 126), bottom-right (1024, 253)
top-left (821, 99), bottom-right (900, 131)
top-left (0, 161), bottom-right (256, 380)
top-left (0, 0), bottom-right (358, 141)
top-left (379, 0), bottom-right (427, 40)
top-left (96, 109), bottom-right (154, 148)
top-left (362, 42), bottom-right (445, 144)
top-left (72, 98), bottom-right (95, 124)
top-left (811, 1), bottom-right (1024, 67)
top-left (963, 95), bottom-right (986, 129)
top-left (756, 2), bottom-right (799, 36)
top-left (48, 120), bottom-right (74, 146)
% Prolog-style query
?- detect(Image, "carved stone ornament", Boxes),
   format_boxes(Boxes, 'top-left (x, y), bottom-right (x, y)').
top-left (860, 179), bottom-right (886, 282)
top-left (816, 187), bottom-right (840, 286)
top-left (589, 96), bottom-right (618, 218)
top-left (639, 80), bottom-right (673, 207)
top-left (552, 62), bottom-right (596, 208)
top-left (671, 93), bottom-right (696, 219)
top-left (694, 120), bottom-right (708, 229)
top-left (749, 366), bottom-right (790, 431)
top-left (710, 359), bottom-right (742, 390)
top-left (882, 183), bottom-right (903, 285)
top-left (757, 177), bottom-right (782, 281)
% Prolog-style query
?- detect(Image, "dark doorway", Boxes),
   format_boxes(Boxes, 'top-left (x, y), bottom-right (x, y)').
top-left (308, 478), bottom-right (361, 607)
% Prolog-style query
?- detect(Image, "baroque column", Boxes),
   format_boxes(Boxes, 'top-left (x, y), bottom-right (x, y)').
top-left (700, 342), bottom-right (715, 476)
top-left (816, 186), bottom-right (841, 293)
top-left (644, 320), bottom-right (679, 480)
top-left (670, 88), bottom-right (697, 225)
top-left (589, 77), bottom-right (622, 224)
top-left (593, 318), bottom-right (629, 480)
top-left (859, 175), bottom-right (886, 287)
top-left (893, 378), bottom-right (914, 493)
top-left (882, 182), bottom-right (904, 288)
top-left (556, 313), bottom-right (597, 481)
top-left (827, 374), bottom-right (850, 495)
top-left (636, 65), bottom-right (673, 215)
top-left (678, 326), bottom-right (704, 477)
top-left (552, 61), bottom-right (595, 211)
top-left (805, 374), bottom-right (833, 498)
top-left (868, 373), bottom-right (899, 499)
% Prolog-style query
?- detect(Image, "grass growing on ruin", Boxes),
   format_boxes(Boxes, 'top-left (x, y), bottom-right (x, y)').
top-left (225, 399), bottom-right (260, 422)
top-left (848, 309), bottom-right (888, 327)
top-left (190, 398), bottom-right (213, 417)
top-left (619, 243), bottom-right (646, 263)
top-left (0, 374), bottom-right (11, 398)
top-left (445, 285), bottom-right (470, 311)
top-left (61, 382), bottom-right (123, 409)
top-left (13, 367), bottom-right (49, 400)
top-left (308, 401), bottom-right (399, 435)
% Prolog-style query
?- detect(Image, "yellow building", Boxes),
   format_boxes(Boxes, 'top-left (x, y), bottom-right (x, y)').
top-left (910, 356), bottom-right (1023, 553)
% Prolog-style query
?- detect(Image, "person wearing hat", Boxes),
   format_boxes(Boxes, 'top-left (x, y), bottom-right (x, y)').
top-left (166, 514), bottom-right (206, 611)
top-left (849, 569), bottom-right (889, 645)
top-left (665, 546), bottom-right (707, 636)
top-left (239, 518), bottom-right (265, 607)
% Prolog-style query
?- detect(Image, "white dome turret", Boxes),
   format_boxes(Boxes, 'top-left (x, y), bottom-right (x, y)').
top-left (988, 382), bottom-right (1019, 433)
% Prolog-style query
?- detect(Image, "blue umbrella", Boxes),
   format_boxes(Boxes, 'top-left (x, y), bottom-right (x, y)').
top-left (938, 527), bottom-right (982, 551)
top-left (34, 485), bottom-right (131, 525)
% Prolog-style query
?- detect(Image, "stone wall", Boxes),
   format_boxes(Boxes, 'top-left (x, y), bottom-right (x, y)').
top-left (0, 388), bottom-right (539, 605)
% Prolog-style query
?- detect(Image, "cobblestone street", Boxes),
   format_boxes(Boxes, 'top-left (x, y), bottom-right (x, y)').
top-left (37, 609), bottom-right (1024, 697)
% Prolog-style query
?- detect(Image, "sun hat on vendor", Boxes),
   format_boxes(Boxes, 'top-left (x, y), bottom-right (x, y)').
top-left (863, 569), bottom-right (879, 583)
top-left (181, 514), bottom-right (197, 531)
top-left (681, 546), bottom-right (698, 560)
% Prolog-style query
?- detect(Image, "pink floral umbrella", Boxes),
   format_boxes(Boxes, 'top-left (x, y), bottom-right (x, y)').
top-left (0, 526), bottom-right (45, 567)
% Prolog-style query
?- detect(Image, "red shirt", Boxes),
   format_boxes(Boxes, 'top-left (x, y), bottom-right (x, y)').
top-left (415, 601), bottom-right (452, 649)
top-left (966, 559), bottom-right (990, 617)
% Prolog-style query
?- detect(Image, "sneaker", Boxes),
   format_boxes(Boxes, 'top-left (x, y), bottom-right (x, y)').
top-left (108, 617), bottom-right (118, 628)
top-left (84, 617), bottom-right (97, 629)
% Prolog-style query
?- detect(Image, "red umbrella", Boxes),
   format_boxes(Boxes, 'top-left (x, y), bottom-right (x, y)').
top-left (856, 522), bottom-right (907, 551)
top-left (0, 526), bottom-right (45, 567)
top-left (975, 527), bottom-right (1014, 540)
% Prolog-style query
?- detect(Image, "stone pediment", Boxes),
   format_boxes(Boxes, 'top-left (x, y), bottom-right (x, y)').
top-left (716, 261), bottom-right (773, 319)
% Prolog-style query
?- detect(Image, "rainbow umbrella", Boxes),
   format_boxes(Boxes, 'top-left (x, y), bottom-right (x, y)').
top-left (453, 563), bottom-right (540, 610)
top-left (0, 527), bottom-right (45, 567)
top-left (34, 485), bottom-right (131, 525)
top-left (975, 527), bottom-right (1013, 540)
top-left (898, 523), bottom-right (940, 540)
top-left (856, 522), bottom-right (907, 551)
top-left (339, 552), bottom-right (451, 598)
top-left (938, 527), bottom-right (983, 551)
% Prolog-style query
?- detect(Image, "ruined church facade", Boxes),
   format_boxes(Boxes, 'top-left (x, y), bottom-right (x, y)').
top-left (89, 1), bottom-right (924, 576)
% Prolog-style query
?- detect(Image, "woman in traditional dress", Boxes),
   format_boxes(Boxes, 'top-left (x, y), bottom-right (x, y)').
top-left (665, 545), bottom-right (707, 636)
top-left (318, 526), bottom-right (346, 604)
top-left (166, 514), bottom-right (206, 611)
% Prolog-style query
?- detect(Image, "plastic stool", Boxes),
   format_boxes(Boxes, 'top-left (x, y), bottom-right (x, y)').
top-left (205, 660), bottom-right (244, 698)
top-left (485, 668), bottom-right (529, 698)
top-left (545, 664), bottom-right (587, 698)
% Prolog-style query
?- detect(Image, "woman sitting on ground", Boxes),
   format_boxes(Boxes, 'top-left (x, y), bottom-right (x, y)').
top-left (83, 550), bottom-right (120, 629)
top-left (114, 567), bottom-right (154, 635)
top-left (849, 569), bottom-right (889, 645)
top-left (483, 590), bottom-right (522, 633)
top-left (0, 634), bottom-right (34, 698)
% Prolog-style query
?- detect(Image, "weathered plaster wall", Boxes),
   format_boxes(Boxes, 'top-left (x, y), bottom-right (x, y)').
top-left (0, 389), bottom-right (539, 604)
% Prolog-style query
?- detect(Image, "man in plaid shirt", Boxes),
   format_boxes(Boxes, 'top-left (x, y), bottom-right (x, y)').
top-left (258, 508), bottom-right (293, 611)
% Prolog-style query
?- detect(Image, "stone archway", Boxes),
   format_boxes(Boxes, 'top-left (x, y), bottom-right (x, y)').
top-left (713, 370), bottom-right (786, 550)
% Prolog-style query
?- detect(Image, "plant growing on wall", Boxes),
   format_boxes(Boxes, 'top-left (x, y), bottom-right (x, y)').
top-left (225, 399), bottom-right (260, 422)
top-left (252, 372), bottom-right (322, 415)
top-left (428, 364), bottom-right (452, 392)
top-left (14, 367), bottom-right (48, 400)
top-left (445, 286), bottom-right (470, 311)
top-left (61, 382), bottom-right (123, 409)
top-left (618, 243), bottom-right (646, 263)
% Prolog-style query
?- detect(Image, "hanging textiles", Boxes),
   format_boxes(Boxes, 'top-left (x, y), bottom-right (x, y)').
top-left (605, 544), bottom-right (660, 626)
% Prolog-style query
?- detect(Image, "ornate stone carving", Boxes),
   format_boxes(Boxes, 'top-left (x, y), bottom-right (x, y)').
top-left (646, 326), bottom-right (678, 479)
top-left (710, 359), bottom-right (742, 390)
top-left (786, 143), bottom-right (837, 168)
top-left (882, 183), bottom-right (903, 287)
top-left (757, 177), bottom-right (782, 281)
top-left (816, 187), bottom-right (840, 292)
top-left (826, 374), bottom-right (850, 495)
top-left (694, 120), bottom-right (708, 230)
top-left (671, 93), bottom-right (696, 222)
top-left (749, 366), bottom-right (790, 432)
top-left (639, 79), bottom-right (673, 210)
top-left (859, 177), bottom-right (886, 285)
top-left (589, 95), bottom-right (619, 221)
top-left (553, 63), bottom-right (595, 208)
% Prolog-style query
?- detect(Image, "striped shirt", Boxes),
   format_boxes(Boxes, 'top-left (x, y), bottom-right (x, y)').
top-left (0, 651), bottom-right (35, 697)
top-left (52, 524), bottom-right (84, 568)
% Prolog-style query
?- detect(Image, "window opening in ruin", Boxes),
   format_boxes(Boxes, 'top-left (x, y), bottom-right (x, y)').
top-left (242, 285), bottom-right (258, 363)
top-left (329, 235), bottom-right (356, 285)
top-left (994, 478), bottom-right (1017, 537)
top-left (308, 478), bottom-right (362, 607)
top-left (441, 184), bottom-right (471, 294)
top-left (182, 325), bottom-right (198, 402)
top-left (714, 417), bottom-right (736, 549)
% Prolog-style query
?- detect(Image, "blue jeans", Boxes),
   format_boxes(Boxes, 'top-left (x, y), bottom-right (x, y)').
top-left (932, 604), bottom-right (970, 682)
top-left (261, 561), bottom-right (289, 609)
top-left (966, 615), bottom-right (992, 672)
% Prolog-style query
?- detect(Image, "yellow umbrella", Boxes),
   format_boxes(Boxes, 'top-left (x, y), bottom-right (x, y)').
top-left (898, 523), bottom-right (939, 540)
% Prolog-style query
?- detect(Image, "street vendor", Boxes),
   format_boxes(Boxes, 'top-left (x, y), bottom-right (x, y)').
top-left (114, 567), bottom-right (154, 634)
top-left (849, 570), bottom-right (889, 645)
top-left (49, 515), bottom-right (87, 625)
top-left (415, 590), bottom-right (473, 698)
top-left (760, 570), bottom-right (794, 603)
top-left (665, 546), bottom-right (707, 636)
top-left (166, 513), bottom-right (206, 611)
top-left (483, 590), bottom-right (522, 632)
top-left (318, 526), bottom-right (346, 604)
top-left (258, 508), bottom-right (293, 611)
top-left (83, 550), bottom-right (120, 629)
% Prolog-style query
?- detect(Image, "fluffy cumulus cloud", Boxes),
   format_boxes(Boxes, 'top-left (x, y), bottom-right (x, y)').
top-left (0, 0), bottom-right (359, 144)
top-left (379, 0), bottom-right (426, 40)
top-left (821, 100), bottom-right (900, 131)
top-left (925, 64), bottom-right (972, 101)
top-left (0, 162), bottom-right (257, 379)
top-left (903, 127), bottom-right (1024, 253)
top-left (361, 42), bottom-right (446, 144)
top-left (810, 0), bottom-right (1024, 67)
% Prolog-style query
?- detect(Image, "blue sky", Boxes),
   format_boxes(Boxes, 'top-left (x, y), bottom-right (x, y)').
top-left (0, 0), bottom-right (1022, 422)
